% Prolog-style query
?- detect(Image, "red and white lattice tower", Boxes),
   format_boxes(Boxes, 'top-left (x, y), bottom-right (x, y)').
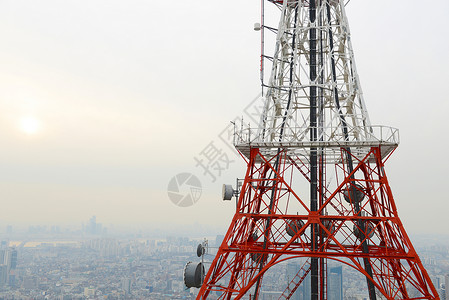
top-left (195, 0), bottom-right (439, 299)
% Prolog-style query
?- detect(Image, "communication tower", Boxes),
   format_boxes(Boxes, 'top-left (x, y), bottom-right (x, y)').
top-left (187, 0), bottom-right (439, 299)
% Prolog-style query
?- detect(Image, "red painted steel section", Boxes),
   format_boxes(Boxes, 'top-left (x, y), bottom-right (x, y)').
top-left (196, 146), bottom-right (439, 299)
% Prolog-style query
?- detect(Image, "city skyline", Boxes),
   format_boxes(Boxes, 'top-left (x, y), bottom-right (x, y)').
top-left (0, 233), bottom-right (448, 299)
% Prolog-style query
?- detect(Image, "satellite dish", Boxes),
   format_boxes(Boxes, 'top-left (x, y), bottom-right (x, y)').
top-left (343, 184), bottom-right (365, 203)
top-left (353, 222), bottom-right (375, 240)
top-left (197, 244), bottom-right (205, 257)
top-left (251, 252), bottom-right (267, 263)
top-left (184, 262), bottom-right (204, 288)
top-left (222, 184), bottom-right (235, 201)
top-left (285, 220), bottom-right (305, 237)
top-left (321, 220), bottom-right (336, 237)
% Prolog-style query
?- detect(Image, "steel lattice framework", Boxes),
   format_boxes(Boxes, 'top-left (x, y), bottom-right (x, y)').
top-left (195, 0), bottom-right (439, 299)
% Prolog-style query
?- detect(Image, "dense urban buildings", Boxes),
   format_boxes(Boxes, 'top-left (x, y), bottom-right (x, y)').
top-left (0, 221), bottom-right (448, 299)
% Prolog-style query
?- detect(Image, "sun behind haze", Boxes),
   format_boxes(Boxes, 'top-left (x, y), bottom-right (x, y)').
top-left (19, 116), bottom-right (41, 135)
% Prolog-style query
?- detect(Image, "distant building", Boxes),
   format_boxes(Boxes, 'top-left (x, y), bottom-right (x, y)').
top-left (22, 276), bottom-right (37, 290)
top-left (431, 275), bottom-right (441, 290)
top-left (4, 248), bottom-right (17, 270)
top-left (444, 274), bottom-right (449, 300)
top-left (84, 287), bottom-right (95, 297)
top-left (328, 266), bottom-right (343, 300)
top-left (85, 215), bottom-right (105, 235)
top-left (121, 278), bottom-right (131, 294)
top-left (0, 248), bottom-right (17, 286)
top-left (261, 290), bottom-right (283, 299)
top-left (286, 261), bottom-right (301, 300)
top-left (0, 265), bottom-right (7, 287)
top-left (87, 239), bottom-right (119, 257)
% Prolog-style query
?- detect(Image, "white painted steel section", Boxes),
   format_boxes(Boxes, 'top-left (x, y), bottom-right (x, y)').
top-left (238, 0), bottom-right (397, 162)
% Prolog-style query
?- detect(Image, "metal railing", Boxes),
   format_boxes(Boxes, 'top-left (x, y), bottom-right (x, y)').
top-left (234, 125), bottom-right (399, 148)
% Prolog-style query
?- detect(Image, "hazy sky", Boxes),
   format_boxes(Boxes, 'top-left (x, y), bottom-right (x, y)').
top-left (0, 0), bottom-right (448, 235)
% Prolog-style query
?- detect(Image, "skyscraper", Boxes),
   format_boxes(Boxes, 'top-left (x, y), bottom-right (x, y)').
top-left (445, 274), bottom-right (449, 300)
top-left (328, 266), bottom-right (343, 300)
top-left (0, 248), bottom-right (17, 286)
top-left (0, 265), bottom-right (7, 287)
top-left (121, 277), bottom-right (131, 294)
top-left (286, 261), bottom-right (301, 300)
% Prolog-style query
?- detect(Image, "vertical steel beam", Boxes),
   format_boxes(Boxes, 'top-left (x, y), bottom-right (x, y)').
top-left (309, 1), bottom-right (319, 299)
